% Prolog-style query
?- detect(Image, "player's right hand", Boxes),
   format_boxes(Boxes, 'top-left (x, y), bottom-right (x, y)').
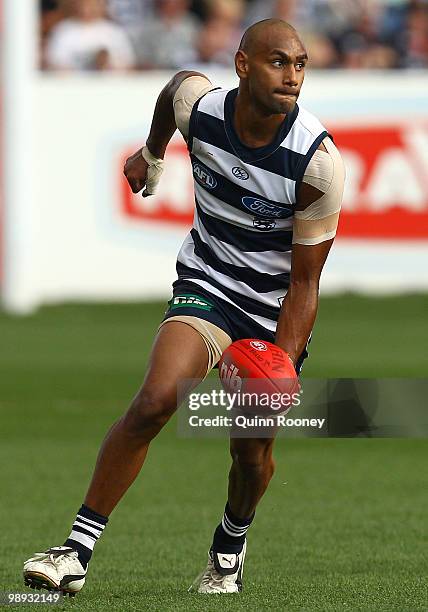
top-left (124, 147), bottom-right (149, 194)
top-left (124, 146), bottom-right (165, 197)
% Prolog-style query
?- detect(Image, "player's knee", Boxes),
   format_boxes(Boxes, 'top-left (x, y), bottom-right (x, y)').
top-left (123, 388), bottom-right (175, 438)
top-left (231, 441), bottom-right (275, 477)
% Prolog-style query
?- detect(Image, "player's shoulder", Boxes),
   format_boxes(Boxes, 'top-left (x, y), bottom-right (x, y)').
top-left (201, 86), bottom-right (231, 98)
top-left (294, 105), bottom-right (327, 139)
top-left (196, 87), bottom-right (231, 119)
top-left (279, 104), bottom-right (328, 155)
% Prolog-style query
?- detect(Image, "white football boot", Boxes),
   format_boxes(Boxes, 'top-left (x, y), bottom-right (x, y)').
top-left (23, 546), bottom-right (86, 597)
top-left (190, 540), bottom-right (247, 594)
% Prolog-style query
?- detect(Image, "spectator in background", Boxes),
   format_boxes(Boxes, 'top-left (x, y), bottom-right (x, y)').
top-left (303, 32), bottom-right (338, 68)
top-left (106, 0), bottom-right (154, 29)
top-left (190, 20), bottom-right (235, 71)
top-left (404, 1), bottom-right (428, 67)
top-left (244, 0), bottom-right (340, 68)
top-left (40, 0), bottom-right (428, 71)
top-left (40, 0), bottom-right (65, 68)
top-left (309, 0), bottom-right (364, 39)
top-left (190, 0), bottom-right (244, 69)
top-left (205, 0), bottom-right (244, 35)
top-left (129, 0), bottom-right (199, 69)
top-left (244, 0), bottom-right (315, 32)
top-left (336, 3), bottom-right (400, 68)
top-left (45, 0), bottom-right (136, 71)
top-left (40, 0), bottom-right (66, 41)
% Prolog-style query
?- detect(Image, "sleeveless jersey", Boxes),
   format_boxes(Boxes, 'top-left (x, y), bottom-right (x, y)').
top-left (176, 87), bottom-right (329, 333)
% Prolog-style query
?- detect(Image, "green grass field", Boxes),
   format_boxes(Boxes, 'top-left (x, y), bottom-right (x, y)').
top-left (1, 295), bottom-right (427, 611)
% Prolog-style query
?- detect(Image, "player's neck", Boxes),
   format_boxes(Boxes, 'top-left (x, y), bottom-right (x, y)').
top-left (233, 92), bottom-right (286, 149)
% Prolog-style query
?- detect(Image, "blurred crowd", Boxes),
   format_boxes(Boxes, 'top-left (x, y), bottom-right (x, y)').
top-left (40, 0), bottom-right (428, 71)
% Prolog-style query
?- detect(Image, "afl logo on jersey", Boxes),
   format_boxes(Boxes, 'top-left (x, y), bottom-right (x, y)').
top-left (232, 166), bottom-right (249, 180)
top-left (242, 196), bottom-right (292, 219)
top-left (193, 162), bottom-right (217, 189)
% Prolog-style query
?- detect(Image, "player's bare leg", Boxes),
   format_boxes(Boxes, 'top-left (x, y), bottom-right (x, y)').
top-left (84, 321), bottom-right (209, 516)
top-left (228, 437), bottom-right (275, 518)
top-left (193, 436), bottom-right (276, 593)
top-left (24, 321), bottom-right (209, 595)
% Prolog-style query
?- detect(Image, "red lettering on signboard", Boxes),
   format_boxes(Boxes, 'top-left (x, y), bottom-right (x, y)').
top-left (335, 125), bottom-right (428, 238)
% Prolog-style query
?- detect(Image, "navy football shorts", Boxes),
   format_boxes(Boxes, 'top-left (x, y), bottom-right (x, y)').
top-left (162, 279), bottom-right (309, 375)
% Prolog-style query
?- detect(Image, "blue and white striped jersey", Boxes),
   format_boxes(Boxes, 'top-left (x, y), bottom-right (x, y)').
top-left (176, 87), bottom-right (329, 333)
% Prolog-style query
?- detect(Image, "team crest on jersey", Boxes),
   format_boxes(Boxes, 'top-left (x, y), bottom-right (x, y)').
top-left (232, 166), bottom-right (249, 180)
top-left (192, 162), bottom-right (217, 189)
top-left (242, 196), bottom-right (292, 219)
top-left (253, 218), bottom-right (277, 231)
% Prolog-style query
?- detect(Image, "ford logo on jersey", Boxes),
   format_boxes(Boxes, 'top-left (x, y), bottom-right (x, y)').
top-left (241, 196), bottom-right (292, 219)
top-left (193, 162), bottom-right (217, 189)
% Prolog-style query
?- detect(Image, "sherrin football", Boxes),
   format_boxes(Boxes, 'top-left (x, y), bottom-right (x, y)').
top-left (218, 339), bottom-right (299, 402)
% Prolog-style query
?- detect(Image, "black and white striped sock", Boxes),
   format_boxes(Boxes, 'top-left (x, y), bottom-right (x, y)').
top-left (64, 504), bottom-right (108, 569)
top-left (212, 502), bottom-right (255, 554)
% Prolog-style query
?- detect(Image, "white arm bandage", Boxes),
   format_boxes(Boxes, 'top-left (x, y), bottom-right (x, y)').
top-left (293, 137), bottom-right (346, 245)
top-left (173, 75), bottom-right (213, 139)
top-left (141, 145), bottom-right (165, 197)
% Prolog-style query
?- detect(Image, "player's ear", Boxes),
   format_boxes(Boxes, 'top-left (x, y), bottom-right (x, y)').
top-left (235, 50), bottom-right (249, 79)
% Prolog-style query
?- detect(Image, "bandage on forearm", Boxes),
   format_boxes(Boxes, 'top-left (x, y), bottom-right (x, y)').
top-left (141, 145), bottom-right (164, 197)
top-left (293, 137), bottom-right (345, 246)
top-left (173, 75), bottom-right (213, 139)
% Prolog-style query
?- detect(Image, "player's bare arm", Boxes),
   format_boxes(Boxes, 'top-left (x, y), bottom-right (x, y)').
top-left (275, 238), bottom-right (333, 365)
top-left (123, 70), bottom-right (210, 195)
top-left (276, 138), bottom-right (345, 364)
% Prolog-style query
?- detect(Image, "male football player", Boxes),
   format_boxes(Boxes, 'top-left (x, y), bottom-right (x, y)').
top-left (23, 18), bottom-right (345, 595)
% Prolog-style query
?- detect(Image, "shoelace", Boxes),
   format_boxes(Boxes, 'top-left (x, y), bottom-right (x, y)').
top-left (202, 572), bottom-right (226, 585)
top-left (31, 550), bottom-right (78, 569)
top-left (48, 551), bottom-right (78, 569)
top-left (202, 569), bottom-right (236, 592)
top-left (189, 559), bottom-right (236, 592)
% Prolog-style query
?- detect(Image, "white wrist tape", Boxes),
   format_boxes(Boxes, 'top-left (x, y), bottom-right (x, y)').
top-left (141, 145), bottom-right (164, 197)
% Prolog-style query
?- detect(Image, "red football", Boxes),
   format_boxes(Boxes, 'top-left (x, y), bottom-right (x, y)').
top-left (218, 339), bottom-right (299, 404)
